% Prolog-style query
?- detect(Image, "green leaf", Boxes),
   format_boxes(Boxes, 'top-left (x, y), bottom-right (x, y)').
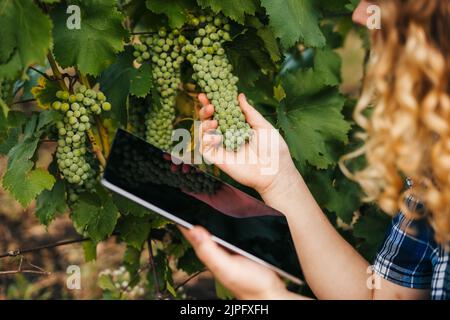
top-left (35, 179), bottom-right (67, 226)
top-left (304, 168), bottom-right (361, 223)
top-left (215, 280), bottom-right (234, 300)
top-left (353, 207), bottom-right (391, 261)
top-left (247, 17), bottom-right (281, 63)
top-left (32, 77), bottom-right (61, 109)
top-left (52, 0), bottom-right (128, 76)
top-left (2, 137), bottom-right (55, 207)
top-left (0, 0), bottom-right (52, 76)
top-left (98, 274), bottom-right (117, 292)
top-left (99, 47), bottom-right (136, 126)
top-left (0, 127), bottom-right (20, 155)
top-left (130, 63), bottom-right (153, 98)
top-left (226, 30), bottom-right (274, 87)
top-left (278, 89), bottom-right (350, 169)
top-left (83, 240), bottom-right (97, 262)
top-left (260, 0), bottom-right (325, 48)
top-left (277, 48), bottom-right (349, 169)
top-left (0, 51), bottom-right (23, 80)
top-left (117, 216), bottom-right (151, 250)
top-left (72, 193), bottom-right (119, 243)
top-left (146, 0), bottom-right (194, 29)
top-left (197, 0), bottom-right (258, 24)
top-left (112, 193), bottom-right (151, 217)
top-left (178, 248), bottom-right (204, 275)
top-left (124, 245), bottom-right (141, 286)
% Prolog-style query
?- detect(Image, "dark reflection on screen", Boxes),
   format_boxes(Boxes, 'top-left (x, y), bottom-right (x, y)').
top-left (104, 129), bottom-right (302, 279)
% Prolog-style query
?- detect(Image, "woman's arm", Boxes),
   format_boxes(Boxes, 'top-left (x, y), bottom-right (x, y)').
top-left (189, 93), bottom-right (430, 300)
top-left (260, 169), bottom-right (373, 299)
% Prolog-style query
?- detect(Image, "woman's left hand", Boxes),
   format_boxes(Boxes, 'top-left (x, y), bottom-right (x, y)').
top-left (179, 226), bottom-right (304, 300)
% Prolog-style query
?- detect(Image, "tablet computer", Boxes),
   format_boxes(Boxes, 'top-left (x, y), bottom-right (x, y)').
top-left (101, 129), bottom-right (303, 285)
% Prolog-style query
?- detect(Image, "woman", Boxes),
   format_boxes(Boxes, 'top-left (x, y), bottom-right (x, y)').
top-left (180, 0), bottom-right (450, 299)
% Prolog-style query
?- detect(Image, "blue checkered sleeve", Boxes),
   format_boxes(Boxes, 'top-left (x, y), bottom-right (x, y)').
top-left (373, 213), bottom-right (435, 289)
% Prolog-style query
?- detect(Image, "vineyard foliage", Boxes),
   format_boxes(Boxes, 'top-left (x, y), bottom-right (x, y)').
top-left (0, 0), bottom-right (390, 298)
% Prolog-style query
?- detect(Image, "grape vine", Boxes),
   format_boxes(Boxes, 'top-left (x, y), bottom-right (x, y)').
top-left (0, 0), bottom-right (387, 300)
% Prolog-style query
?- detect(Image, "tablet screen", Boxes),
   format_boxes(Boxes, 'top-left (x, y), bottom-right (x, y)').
top-left (102, 129), bottom-right (302, 283)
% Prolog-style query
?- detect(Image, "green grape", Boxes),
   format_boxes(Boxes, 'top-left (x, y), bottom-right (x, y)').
top-left (116, 138), bottom-right (220, 195)
top-left (128, 96), bottom-right (148, 139)
top-left (133, 28), bottom-right (185, 151)
top-left (185, 16), bottom-right (251, 151)
top-left (51, 85), bottom-right (112, 196)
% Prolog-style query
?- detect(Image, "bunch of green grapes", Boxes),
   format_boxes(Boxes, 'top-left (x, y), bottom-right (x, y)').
top-left (0, 79), bottom-right (12, 102)
top-left (51, 85), bottom-right (111, 200)
top-left (133, 28), bottom-right (185, 151)
top-left (116, 135), bottom-right (219, 195)
top-left (184, 16), bottom-right (251, 150)
top-left (128, 96), bottom-right (148, 139)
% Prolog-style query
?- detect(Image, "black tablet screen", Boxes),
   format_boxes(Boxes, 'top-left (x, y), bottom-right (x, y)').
top-left (103, 129), bottom-right (302, 282)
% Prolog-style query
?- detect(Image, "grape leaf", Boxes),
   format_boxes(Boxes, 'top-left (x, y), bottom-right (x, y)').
top-left (353, 206), bottom-right (391, 261)
top-left (0, 127), bottom-right (19, 155)
top-left (215, 280), bottom-right (234, 300)
top-left (112, 193), bottom-right (151, 217)
top-left (0, 0), bottom-right (52, 75)
top-left (2, 135), bottom-right (55, 207)
top-left (32, 77), bottom-right (61, 110)
top-left (177, 248), bottom-right (204, 275)
top-left (260, 0), bottom-right (325, 48)
top-left (72, 193), bottom-right (119, 243)
top-left (196, 0), bottom-right (258, 24)
top-left (226, 30), bottom-right (274, 87)
top-left (0, 51), bottom-right (23, 80)
top-left (246, 17), bottom-right (281, 63)
top-left (304, 168), bottom-right (361, 223)
top-left (52, 0), bottom-right (128, 76)
top-left (278, 88), bottom-right (350, 169)
top-left (83, 240), bottom-right (97, 262)
top-left (117, 216), bottom-right (151, 250)
top-left (123, 245), bottom-right (141, 286)
top-left (145, 0), bottom-right (194, 29)
top-left (99, 46), bottom-right (150, 126)
top-left (35, 179), bottom-right (67, 226)
top-left (130, 63), bottom-right (153, 98)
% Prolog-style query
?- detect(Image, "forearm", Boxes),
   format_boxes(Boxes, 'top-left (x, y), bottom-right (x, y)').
top-left (260, 171), bottom-right (372, 299)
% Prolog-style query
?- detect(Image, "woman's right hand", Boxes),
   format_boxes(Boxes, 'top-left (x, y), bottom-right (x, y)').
top-left (198, 93), bottom-right (301, 197)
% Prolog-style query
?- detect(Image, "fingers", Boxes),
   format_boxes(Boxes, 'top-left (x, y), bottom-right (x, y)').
top-left (200, 119), bottom-right (218, 133)
top-left (180, 226), bottom-right (235, 277)
top-left (198, 93), bottom-right (210, 107)
top-left (238, 93), bottom-right (270, 128)
top-left (199, 104), bottom-right (215, 121)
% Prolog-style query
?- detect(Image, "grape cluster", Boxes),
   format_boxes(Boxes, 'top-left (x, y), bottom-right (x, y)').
top-left (133, 28), bottom-right (185, 151)
top-left (51, 86), bottom-right (111, 197)
top-left (128, 96), bottom-right (148, 139)
top-left (184, 16), bottom-right (251, 150)
top-left (116, 135), bottom-right (219, 195)
top-left (0, 80), bottom-right (12, 102)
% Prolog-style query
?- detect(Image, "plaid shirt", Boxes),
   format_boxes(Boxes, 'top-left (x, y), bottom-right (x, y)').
top-left (373, 197), bottom-right (450, 299)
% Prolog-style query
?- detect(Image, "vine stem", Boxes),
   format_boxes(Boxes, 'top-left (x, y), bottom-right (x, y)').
top-left (0, 237), bottom-right (91, 259)
top-left (47, 52), bottom-right (67, 91)
top-left (79, 71), bottom-right (111, 157)
top-left (29, 66), bottom-right (53, 82)
top-left (147, 237), bottom-right (162, 299)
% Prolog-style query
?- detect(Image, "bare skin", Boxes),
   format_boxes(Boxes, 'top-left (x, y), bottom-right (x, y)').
top-left (180, 1), bottom-right (431, 300)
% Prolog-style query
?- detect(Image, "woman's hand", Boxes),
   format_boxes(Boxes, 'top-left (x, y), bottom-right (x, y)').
top-left (180, 225), bottom-right (305, 300)
top-left (198, 93), bottom-right (300, 197)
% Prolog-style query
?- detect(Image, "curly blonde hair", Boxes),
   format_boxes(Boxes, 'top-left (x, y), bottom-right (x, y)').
top-left (340, 0), bottom-right (450, 244)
